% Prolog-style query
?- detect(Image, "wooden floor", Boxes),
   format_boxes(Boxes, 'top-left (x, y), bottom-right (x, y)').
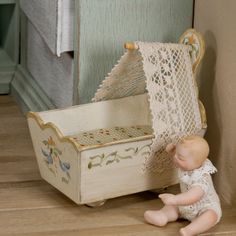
top-left (0, 95), bottom-right (236, 236)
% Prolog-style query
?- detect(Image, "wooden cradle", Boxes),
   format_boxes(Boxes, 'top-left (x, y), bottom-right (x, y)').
top-left (27, 29), bottom-right (207, 205)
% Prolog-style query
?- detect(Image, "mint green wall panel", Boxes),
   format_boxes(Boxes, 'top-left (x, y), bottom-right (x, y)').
top-left (0, 2), bottom-right (19, 94)
top-left (78, 0), bottom-right (193, 104)
top-left (0, 3), bottom-right (18, 63)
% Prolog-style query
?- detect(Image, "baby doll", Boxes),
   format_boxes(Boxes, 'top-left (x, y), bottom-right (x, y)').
top-left (144, 135), bottom-right (221, 236)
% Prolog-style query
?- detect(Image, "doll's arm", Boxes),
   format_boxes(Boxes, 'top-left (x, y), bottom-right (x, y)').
top-left (174, 186), bottom-right (204, 205)
top-left (159, 186), bottom-right (204, 206)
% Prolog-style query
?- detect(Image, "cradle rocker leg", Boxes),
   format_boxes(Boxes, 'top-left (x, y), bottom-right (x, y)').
top-left (86, 200), bottom-right (107, 208)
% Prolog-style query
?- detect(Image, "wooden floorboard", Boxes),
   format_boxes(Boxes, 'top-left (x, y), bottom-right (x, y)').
top-left (0, 95), bottom-right (236, 236)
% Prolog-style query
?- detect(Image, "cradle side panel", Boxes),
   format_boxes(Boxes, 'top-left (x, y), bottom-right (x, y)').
top-left (27, 116), bottom-right (80, 204)
top-left (38, 93), bottom-right (152, 135)
top-left (80, 140), bottom-right (178, 204)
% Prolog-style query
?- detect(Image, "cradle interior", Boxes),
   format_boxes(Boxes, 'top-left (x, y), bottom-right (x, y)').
top-left (37, 93), bottom-right (153, 148)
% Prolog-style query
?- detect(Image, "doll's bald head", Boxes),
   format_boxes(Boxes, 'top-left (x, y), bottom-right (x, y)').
top-left (177, 135), bottom-right (209, 168)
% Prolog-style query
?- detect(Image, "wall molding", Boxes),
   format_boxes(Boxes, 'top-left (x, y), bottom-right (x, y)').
top-left (11, 65), bottom-right (56, 113)
top-left (0, 71), bottom-right (14, 94)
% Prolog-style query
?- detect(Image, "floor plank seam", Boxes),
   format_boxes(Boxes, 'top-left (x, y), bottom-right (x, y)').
top-left (0, 205), bottom-right (76, 212)
top-left (0, 179), bottom-right (43, 187)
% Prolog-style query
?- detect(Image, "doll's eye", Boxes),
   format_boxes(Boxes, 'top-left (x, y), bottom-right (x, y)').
top-left (177, 155), bottom-right (185, 161)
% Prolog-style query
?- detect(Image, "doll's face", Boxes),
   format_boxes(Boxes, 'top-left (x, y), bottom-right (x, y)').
top-left (173, 144), bottom-right (199, 171)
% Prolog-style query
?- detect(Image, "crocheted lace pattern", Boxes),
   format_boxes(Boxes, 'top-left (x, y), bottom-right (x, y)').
top-left (92, 50), bottom-right (146, 101)
top-left (137, 42), bottom-right (202, 172)
top-left (93, 42), bottom-right (202, 173)
top-left (178, 159), bottom-right (221, 222)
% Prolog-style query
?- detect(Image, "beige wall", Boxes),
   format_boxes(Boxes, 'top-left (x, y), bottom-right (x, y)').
top-left (194, 0), bottom-right (236, 205)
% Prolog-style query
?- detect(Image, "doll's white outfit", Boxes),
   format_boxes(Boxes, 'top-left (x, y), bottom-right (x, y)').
top-left (178, 159), bottom-right (222, 223)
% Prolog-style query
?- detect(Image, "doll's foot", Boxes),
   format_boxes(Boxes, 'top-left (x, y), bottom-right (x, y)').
top-left (144, 210), bottom-right (168, 226)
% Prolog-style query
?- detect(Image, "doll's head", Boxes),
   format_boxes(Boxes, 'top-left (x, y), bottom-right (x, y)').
top-left (166, 135), bottom-right (209, 171)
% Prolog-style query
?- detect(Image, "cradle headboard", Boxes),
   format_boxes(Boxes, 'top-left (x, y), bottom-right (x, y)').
top-left (178, 29), bottom-right (205, 74)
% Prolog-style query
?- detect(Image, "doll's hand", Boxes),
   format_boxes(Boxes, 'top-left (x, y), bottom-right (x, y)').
top-left (159, 193), bottom-right (177, 205)
top-left (165, 143), bottom-right (176, 155)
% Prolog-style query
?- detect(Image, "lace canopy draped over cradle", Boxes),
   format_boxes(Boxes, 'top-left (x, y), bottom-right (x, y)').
top-left (93, 42), bottom-right (202, 172)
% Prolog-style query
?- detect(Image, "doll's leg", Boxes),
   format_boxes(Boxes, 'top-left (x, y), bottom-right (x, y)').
top-left (144, 205), bottom-right (179, 226)
top-left (179, 209), bottom-right (218, 236)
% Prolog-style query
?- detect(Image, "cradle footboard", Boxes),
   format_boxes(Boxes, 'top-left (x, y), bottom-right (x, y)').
top-left (28, 113), bottom-right (80, 203)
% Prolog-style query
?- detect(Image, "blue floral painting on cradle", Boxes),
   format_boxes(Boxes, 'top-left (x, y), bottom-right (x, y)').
top-left (182, 34), bottom-right (200, 65)
top-left (41, 136), bottom-right (71, 184)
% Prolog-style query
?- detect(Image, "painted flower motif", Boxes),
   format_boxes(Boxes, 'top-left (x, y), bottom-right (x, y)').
top-left (183, 33), bottom-right (199, 64)
top-left (47, 136), bottom-right (55, 146)
top-left (41, 136), bottom-right (71, 184)
top-left (188, 34), bottom-right (196, 45)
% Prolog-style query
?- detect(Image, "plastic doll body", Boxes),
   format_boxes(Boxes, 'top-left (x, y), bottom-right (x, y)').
top-left (144, 135), bottom-right (221, 236)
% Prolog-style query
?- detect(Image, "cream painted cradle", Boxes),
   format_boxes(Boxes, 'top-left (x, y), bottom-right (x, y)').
top-left (27, 29), bottom-right (207, 205)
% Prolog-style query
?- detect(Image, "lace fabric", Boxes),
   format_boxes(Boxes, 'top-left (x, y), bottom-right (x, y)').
top-left (178, 159), bottom-right (217, 186)
top-left (93, 42), bottom-right (202, 173)
top-left (92, 50), bottom-right (146, 102)
top-left (137, 42), bottom-right (202, 172)
top-left (178, 159), bottom-right (222, 222)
